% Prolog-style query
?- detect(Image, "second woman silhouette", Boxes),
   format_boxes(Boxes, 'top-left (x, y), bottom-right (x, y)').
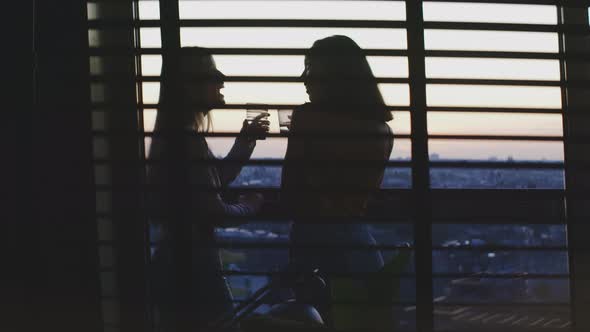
top-left (282, 35), bottom-right (394, 328)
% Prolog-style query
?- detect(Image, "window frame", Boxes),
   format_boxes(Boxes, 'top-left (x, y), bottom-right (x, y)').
top-left (86, 1), bottom-right (590, 331)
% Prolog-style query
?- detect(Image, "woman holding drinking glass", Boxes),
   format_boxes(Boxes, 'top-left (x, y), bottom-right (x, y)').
top-left (147, 47), bottom-right (269, 331)
top-left (281, 35), bottom-right (394, 329)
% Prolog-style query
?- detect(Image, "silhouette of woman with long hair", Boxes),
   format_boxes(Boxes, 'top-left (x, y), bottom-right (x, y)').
top-left (282, 35), bottom-right (394, 328)
top-left (147, 47), bottom-right (269, 331)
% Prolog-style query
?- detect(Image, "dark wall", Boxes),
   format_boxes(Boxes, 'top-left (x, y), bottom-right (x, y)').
top-left (32, 1), bottom-right (101, 332)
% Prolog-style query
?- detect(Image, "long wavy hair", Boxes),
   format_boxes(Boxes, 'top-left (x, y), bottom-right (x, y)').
top-left (152, 47), bottom-right (218, 136)
top-left (148, 47), bottom-right (223, 163)
top-left (304, 35), bottom-right (392, 122)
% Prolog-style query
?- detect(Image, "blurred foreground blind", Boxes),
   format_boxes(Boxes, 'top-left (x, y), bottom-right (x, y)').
top-left (85, 1), bottom-right (589, 332)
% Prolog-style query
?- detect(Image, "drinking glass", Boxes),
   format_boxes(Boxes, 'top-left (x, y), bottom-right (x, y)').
top-left (246, 104), bottom-right (270, 123)
top-left (278, 109), bottom-right (293, 134)
top-left (245, 104), bottom-right (270, 140)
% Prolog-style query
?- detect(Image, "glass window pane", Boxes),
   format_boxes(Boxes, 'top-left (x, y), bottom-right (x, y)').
top-left (368, 56), bottom-right (409, 78)
top-left (144, 109), bottom-right (410, 135)
top-left (143, 109), bottom-right (157, 132)
top-left (380, 84), bottom-right (410, 106)
top-left (138, 0), bottom-right (160, 20)
top-left (208, 109), bottom-right (413, 134)
top-left (219, 82), bottom-right (408, 106)
top-left (434, 250), bottom-right (569, 275)
top-left (425, 58), bottom-right (561, 81)
top-left (212, 55), bottom-right (408, 78)
top-left (229, 166), bottom-right (413, 189)
top-left (428, 112), bottom-right (563, 137)
top-left (423, 2), bottom-right (557, 24)
top-left (391, 138), bottom-right (411, 160)
top-left (428, 139), bottom-right (564, 161)
top-left (382, 167), bottom-right (412, 188)
top-left (432, 224), bottom-right (571, 331)
top-left (214, 55), bottom-right (304, 77)
top-left (424, 30), bottom-right (558, 53)
top-left (140, 28), bottom-right (161, 47)
top-left (179, 1), bottom-right (406, 21)
top-left (434, 303), bottom-right (571, 330)
top-left (140, 55), bottom-right (162, 76)
top-left (207, 137), bottom-right (411, 160)
top-left (222, 82), bottom-right (307, 104)
top-left (430, 168), bottom-right (565, 189)
top-left (209, 109), bottom-right (252, 133)
top-left (229, 166), bottom-right (282, 188)
top-left (433, 223), bottom-right (570, 330)
top-left (426, 85), bottom-right (562, 109)
top-left (141, 82), bottom-right (160, 104)
top-left (181, 27), bottom-right (407, 49)
top-left (208, 137), bottom-right (287, 159)
top-left (433, 224), bottom-right (567, 247)
top-left (389, 110), bottom-right (411, 135)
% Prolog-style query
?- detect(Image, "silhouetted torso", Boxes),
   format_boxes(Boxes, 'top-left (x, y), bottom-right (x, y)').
top-left (282, 103), bottom-right (393, 218)
top-left (282, 103), bottom-right (394, 326)
top-left (147, 133), bottom-right (255, 330)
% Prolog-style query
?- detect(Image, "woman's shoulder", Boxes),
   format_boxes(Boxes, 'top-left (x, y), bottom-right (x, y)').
top-left (187, 134), bottom-right (212, 159)
top-left (290, 103), bottom-right (315, 132)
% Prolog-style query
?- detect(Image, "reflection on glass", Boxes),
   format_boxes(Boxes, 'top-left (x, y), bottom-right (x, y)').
top-left (426, 85), bottom-right (562, 109)
top-left (423, 2), bottom-right (557, 24)
top-left (424, 30), bottom-right (558, 53)
top-left (425, 58), bottom-right (560, 81)
top-left (179, 1), bottom-right (406, 21)
top-left (181, 28), bottom-right (407, 49)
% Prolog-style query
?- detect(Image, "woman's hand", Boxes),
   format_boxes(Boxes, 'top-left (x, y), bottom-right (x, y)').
top-left (241, 113), bottom-right (270, 141)
top-left (238, 192), bottom-right (265, 212)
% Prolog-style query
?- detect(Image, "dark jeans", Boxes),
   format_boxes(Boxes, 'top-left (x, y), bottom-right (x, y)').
top-left (150, 243), bottom-right (234, 332)
top-left (289, 223), bottom-right (385, 326)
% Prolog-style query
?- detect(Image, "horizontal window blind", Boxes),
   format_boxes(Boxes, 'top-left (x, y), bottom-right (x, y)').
top-left (86, 1), bottom-right (590, 331)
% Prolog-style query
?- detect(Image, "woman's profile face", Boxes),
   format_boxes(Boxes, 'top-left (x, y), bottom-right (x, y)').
top-left (182, 56), bottom-right (226, 111)
top-left (302, 57), bottom-right (324, 103)
top-left (206, 79), bottom-right (225, 107)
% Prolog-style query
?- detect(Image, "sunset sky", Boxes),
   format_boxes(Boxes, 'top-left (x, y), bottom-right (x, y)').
top-left (134, 1), bottom-right (565, 161)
